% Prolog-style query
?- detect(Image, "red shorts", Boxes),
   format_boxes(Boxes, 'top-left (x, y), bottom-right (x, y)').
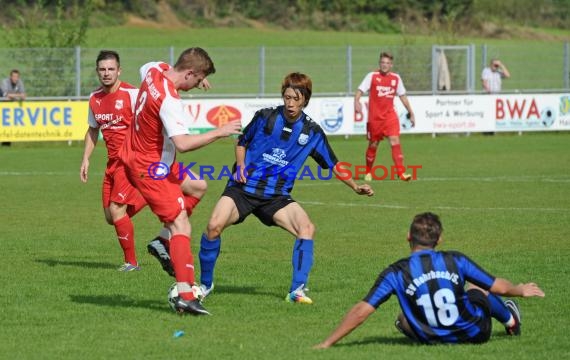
top-left (102, 162), bottom-right (146, 209)
top-left (367, 120), bottom-right (400, 142)
top-left (125, 161), bottom-right (189, 223)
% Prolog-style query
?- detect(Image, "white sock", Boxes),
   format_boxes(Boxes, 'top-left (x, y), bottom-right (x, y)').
top-left (159, 227), bottom-right (171, 240)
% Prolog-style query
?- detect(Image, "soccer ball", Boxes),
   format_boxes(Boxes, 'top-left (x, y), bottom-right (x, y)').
top-left (167, 283), bottom-right (204, 312)
top-left (168, 283), bottom-right (179, 311)
top-left (541, 107), bottom-right (555, 127)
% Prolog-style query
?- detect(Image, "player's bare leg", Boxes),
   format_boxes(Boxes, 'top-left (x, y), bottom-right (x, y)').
top-left (199, 196), bottom-right (241, 298)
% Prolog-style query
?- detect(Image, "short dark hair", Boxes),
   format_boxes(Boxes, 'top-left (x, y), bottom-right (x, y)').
top-left (281, 72), bottom-right (312, 107)
top-left (174, 47), bottom-right (216, 76)
top-left (379, 51), bottom-right (394, 61)
top-left (96, 50), bottom-right (120, 67)
top-left (409, 212), bottom-right (443, 248)
top-left (10, 69), bottom-right (20, 76)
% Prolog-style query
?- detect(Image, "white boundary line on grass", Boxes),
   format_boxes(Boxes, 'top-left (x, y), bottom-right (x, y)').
top-left (0, 171), bottom-right (74, 176)
top-left (2, 171), bottom-right (566, 212)
top-left (296, 175), bottom-right (570, 185)
top-left (0, 171), bottom-right (105, 176)
top-left (299, 200), bottom-right (570, 212)
top-left (420, 176), bottom-right (570, 183)
top-left (2, 172), bottom-right (569, 183)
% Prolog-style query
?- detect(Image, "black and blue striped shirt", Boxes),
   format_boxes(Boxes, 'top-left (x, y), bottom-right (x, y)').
top-left (364, 249), bottom-right (496, 344)
top-left (227, 106), bottom-right (338, 198)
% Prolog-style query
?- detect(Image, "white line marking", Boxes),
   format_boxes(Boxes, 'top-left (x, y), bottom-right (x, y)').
top-left (0, 171), bottom-right (103, 176)
top-left (296, 175), bottom-right (570, 186)
top-left (2, 171), bottom-right (569, 184)
top-left (299, 201), bottom-right (569, 212)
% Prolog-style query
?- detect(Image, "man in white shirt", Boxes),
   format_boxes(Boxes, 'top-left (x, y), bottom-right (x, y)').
top-left (481, 59), bottom-right (510, 93)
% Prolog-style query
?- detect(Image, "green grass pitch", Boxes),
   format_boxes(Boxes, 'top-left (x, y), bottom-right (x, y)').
top-left (0, 132), bottom-right (568, 359)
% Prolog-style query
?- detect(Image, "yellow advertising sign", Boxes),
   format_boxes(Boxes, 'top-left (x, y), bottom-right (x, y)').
top-left (0, 100), bottom-right (89, 142)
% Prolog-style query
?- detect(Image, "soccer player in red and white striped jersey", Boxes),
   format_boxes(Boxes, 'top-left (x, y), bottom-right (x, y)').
top-left (121, 47), bottom-right (241, 315)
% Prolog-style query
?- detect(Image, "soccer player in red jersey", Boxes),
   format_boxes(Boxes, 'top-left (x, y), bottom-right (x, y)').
top-left (354, 52), bottom-right (416, 182)
top-left (121, 47), bottom-right (241, 315)
top-left (80, 50), bottom-right (147, 272)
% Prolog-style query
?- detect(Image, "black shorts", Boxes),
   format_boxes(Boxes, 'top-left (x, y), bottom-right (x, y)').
top-left (466, 288), bottom-right (492, 344)
top-left (222, 186), bottom-right (296, 226)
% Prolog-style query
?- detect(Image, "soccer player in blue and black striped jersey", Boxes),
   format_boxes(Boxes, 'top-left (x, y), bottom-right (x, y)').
top-left (315, 212), bottom-right (545, 347)
top-left (198, 72), bottom-right (374, 304)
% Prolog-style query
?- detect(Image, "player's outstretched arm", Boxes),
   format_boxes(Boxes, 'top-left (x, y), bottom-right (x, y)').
top-left (171, 120), bottom-right (242, 153)
top-left (314, 301), bottom-right (375, 349)
top-left (332, 165), bottom-right (374, 196)
top-left (490, 278), bottom-right (545, 298)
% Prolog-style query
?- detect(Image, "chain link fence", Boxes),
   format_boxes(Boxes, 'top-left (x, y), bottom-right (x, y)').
top-left (0, 43), bottom-right (568, 99)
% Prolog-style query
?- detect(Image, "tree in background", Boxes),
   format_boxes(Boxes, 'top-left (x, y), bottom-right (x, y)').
top-left (2, 0), bottom-right (93, 97)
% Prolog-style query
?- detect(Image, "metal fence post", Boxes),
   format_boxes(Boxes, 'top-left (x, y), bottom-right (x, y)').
top-left (259, 46), bottom-right (265, 96)
top-left (431, 45), bottom-right (437, 94)
top-left (469, 44), bottom-right (476, 93)
top-left (169, 46), bottom-right (174, 65)
top-left (75, 46), bottom-right (81, 98)
top-left (346, 45), bottom-right (352, 94)
top-left (564, 41), bottom-right (570, 89)
top-left (481, 44), bottom-right (487, 69)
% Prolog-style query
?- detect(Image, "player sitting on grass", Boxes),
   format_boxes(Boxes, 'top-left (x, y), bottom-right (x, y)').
top-left (315, 212), bottom-right (545, 348)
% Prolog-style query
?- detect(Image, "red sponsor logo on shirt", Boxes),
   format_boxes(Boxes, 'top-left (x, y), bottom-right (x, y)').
top-left (206, 105), bottom-right (241, 127)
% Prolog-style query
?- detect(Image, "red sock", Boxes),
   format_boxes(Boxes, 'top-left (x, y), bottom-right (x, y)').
top-left (170, 234), bottom-right (196, 300)
top-left (126, 195), bottom-right (147, 218)
top-left (184, 195), bottom-right (201, 217)
top-left (366, 144), bottom-right (378, 173)
top-left (391, 144), bottom-right (405, 178)
top-left (113, 215), bottom-right (137, 265)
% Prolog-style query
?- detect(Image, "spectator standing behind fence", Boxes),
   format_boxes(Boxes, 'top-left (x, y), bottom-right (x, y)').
top-left (481, 59), bottom-right (510, 93)
top-left (1, 69), bottom-right (26, 101)
top-left (1, 69), bottom-right (26, 146)
top-left (354, 51), bottom-right (415, 182)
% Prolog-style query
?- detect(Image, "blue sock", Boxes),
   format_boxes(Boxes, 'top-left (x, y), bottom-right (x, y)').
top-left (290, 239), bottom-right (314, 292)
top-left (488, 293), bottom-right (511, 323)
top-left (199, 233), bottom-right (221, 288)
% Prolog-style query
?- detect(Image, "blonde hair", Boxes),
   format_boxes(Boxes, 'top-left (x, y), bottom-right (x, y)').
top-left (174, 47), bottom-right (216, 76)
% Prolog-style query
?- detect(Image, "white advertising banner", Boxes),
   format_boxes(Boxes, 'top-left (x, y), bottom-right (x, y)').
top-left (181, 97), bottom-right (353, 135)
top-left (180, 93), bottom-right (570, 135)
